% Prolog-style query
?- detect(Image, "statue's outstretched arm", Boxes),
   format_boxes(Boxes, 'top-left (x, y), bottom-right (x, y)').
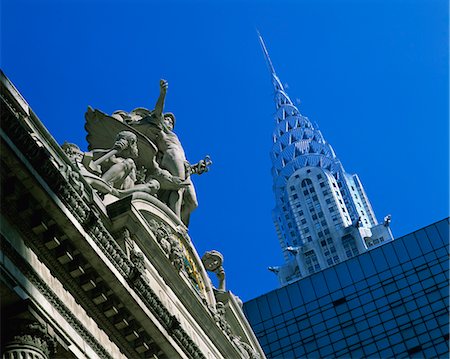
top-left (154, 79), bottom-right (168, 120)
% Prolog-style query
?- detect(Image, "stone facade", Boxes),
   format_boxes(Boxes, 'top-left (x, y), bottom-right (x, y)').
top-left (0, 71), bottom-right (265, 359)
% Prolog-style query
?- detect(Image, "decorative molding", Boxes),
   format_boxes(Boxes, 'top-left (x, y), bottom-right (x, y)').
top-left (214, 302), bottom-right (232, 337)
top-left (146, 217), bottom-right (206, 297)
top-left (3, 321), bottom-right (56, 359)
top-left (0, 239), bottom-right (113, 359)
top-left (0, 125), bottom-right (206, 358)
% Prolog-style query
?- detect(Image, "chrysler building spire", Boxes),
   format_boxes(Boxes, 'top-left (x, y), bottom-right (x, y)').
top-left (258, 32), bottom-right (285, 95)
top-left (259, 35), bottom-right (394, 285)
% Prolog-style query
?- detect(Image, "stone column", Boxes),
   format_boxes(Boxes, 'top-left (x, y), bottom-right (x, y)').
top-left (2, 321), bottom-right (54, 359)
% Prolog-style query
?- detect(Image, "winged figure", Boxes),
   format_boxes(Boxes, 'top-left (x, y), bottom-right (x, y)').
top-left (84, 80), bottom-right (211, 226)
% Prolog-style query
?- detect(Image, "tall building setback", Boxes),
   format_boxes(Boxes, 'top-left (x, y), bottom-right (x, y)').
top-left (259, 35), bottom-right (394, 285)
top-left (244, 219), bottom-right (449, 359)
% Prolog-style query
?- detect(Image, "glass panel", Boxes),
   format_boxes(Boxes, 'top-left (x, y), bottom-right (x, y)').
top-left (319, 344), bottom-right (333, 356)
top-left (287, 323), bottom-right (299, 335)
top-left (424, 251), bottom-right (437, 263)
top-left (326, 316), bottom-right (339, 330)
top-left (335, 262), bottom-right (353, 287)
top-left (346, 334), bottom-right (359, 346)
top-left (273, 314), bottom-right (286, 325)
top-left (277, 287), bottom-right (292, 312)
top-left (379, 348), bottom-right (394, 358)
top-left (305, 300), bottom-right (319, 312)
top-left (317, 335), bottom-right (331, 347)
top-left (425, 222), bottom-right (446, 249)
top-left (392, 237), bottom-right (408, 261)
top-left (311, 272), bottom-right (328, 297)
top-left (381, 244), bottom-right (400, 267)
top-left (403, 233), bottom-right (423, 259)
top-left (330, 330), bottom-right (344, 342)
top-left (433, 220), bottom-right (449, 246)
top-left (333, 339), bottom-right (347, 351)
top-left (389, 332), bottom-right (402, 344)
top-left (414, 228), bottom-right (433, 254)
top-left (299, 277), bottom-right (316, 302)
top-left (244, 300), bottom-right (262, 323)
top-left (369, 249), bottom-right (389, 271)
top-left (294, 346), bottom-right (305, 357)
top-left (309, 312), bottom-right (323, 325)
top-left (318, 295), bottom-right (331, 306)
top-left (257, 295), bottom-right (273, 320)
top-left (324, 268), bottom-right (341, 292)
top-left (347, 258), bottom-right (364, 282)
top-left (266, 291), bottom-right (282, 316)
top-left (392, 342), bottom-right (406, 355)
top-left (286, 282), bottom-right (304, 307)
top-left (377, 337), bottom-right (390, 350)
top-left (358, 254), bottom-right (376, 277)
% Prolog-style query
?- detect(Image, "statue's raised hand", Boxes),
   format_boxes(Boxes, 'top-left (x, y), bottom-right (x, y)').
top-left (160, 79), bottom-right (168, 94)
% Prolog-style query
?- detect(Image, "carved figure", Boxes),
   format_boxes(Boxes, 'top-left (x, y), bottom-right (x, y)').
top-left (122, 80), bottom-right (210, 226)
top-left (202, 250), bottom-right (226, 291)
top-left (214, 302), bottom-right (232, 335)
top-left (85, 109), bottom-right (187, 187)
top-left (62, 132), bottom-right (159, 198)
top-left (84, 131), bottom-right (139, 187)
top-left (169, 235), bottom-right (184, 271)
top-left (84, 80), bottom-right (211, 226)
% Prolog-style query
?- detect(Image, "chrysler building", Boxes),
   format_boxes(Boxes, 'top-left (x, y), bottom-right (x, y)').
top-left (259, 35), bottom-right (394, 285)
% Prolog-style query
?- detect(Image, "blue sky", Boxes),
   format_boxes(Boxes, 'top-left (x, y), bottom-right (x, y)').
top-left (2, 0), bottom-right (448, 302)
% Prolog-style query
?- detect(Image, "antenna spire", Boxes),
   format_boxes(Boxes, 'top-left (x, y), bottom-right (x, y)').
top-left (257, 31), bottom-right (285, 93)
top-left (257, 30), bottom-right (277, 76)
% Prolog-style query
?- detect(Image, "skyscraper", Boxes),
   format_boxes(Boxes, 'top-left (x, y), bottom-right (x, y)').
top-left (259, 35), bottom-right (394, 285)
top-left (244, 218), bottom-right (449, 358)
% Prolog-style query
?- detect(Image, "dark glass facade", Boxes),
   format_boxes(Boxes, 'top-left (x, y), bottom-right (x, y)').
top-left (244, 219), bottom-right (449, 358)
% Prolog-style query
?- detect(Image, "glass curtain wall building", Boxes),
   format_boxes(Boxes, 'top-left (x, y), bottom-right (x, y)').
top-left (244, 219), bottom-right (449, 358)
top-left (258, 35), bottom-right (394, 285)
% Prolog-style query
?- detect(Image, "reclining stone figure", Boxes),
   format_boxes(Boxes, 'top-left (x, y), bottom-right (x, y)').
top-left (62, 131), bottom-right (159, 198)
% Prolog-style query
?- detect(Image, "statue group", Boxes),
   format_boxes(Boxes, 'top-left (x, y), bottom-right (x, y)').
top-left (64, 80), bottom-right (211, 227)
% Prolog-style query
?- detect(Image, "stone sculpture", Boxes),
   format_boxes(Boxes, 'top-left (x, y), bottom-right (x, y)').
top-left (84, 79), bottom-right (211, 226)
top-left (202, 250), bottom-right (226, 291)
top-left (62, 131), bottom-right (160, 198)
